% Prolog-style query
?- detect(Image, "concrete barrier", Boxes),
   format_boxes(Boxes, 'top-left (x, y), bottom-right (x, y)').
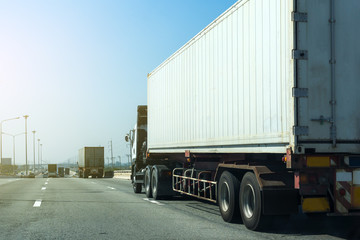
top-left (113, 171), bottom-right (131, 180)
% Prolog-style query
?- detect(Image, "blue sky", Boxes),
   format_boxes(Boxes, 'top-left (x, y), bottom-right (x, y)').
top-left (0, 0), bottom-right (237, 165)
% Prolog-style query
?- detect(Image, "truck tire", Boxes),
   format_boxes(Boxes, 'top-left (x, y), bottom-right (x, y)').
top-left (151, 166), bottom-right (159, 200)
top-left (218, 171), bottom-right (240, 222)
top-left (79, 171), bottom-right (83, 178)
top-left (239, 172), bottom-right (263, 230)
top-left (144, 166), bottom-right (152, 198)
top-left (132, 165), bottom-right (142, 194)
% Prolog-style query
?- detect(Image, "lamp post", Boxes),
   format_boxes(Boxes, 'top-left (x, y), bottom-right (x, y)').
top-left (37, 139), bottom-right (40, 171)
top-left (40, 143), bottom-right (43, 167)
top-left (0, 117), bottom-right (20, 165)
top-left (2, 132), bottom-right (25, 174)
top-left (24, 115), bottom-right (29, 175)
top-left (32, 130), bottom-right (36, 172)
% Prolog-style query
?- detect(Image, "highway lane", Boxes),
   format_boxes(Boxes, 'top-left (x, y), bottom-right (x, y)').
top-left (0, 177), bottom-right (358, 239)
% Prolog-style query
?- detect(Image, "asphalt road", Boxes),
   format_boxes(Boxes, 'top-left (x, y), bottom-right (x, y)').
top-left (0, 176), bottom-right (358, 240)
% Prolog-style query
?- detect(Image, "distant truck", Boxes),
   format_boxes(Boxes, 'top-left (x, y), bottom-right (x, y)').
top-left (58, 167), bottom-right (64, 177)
top-left (78, 147), bottom-right (104, 178)
top-left (1, 158), bottom-right (11, 165)
top-left (126, 0), bottom-right (360, 231)
top-left (65, 168), bottom-right (70, 175)
top-left (48, 164), bottom-right (57, 178)
top-left (1, 158), bottom-right (13, 174)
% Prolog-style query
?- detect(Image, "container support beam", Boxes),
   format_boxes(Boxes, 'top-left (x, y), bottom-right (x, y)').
top-left (329, 0), bottom-right (337, 147)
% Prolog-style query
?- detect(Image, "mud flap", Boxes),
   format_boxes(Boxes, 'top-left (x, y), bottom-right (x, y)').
top-left (262, 189), bottom-right (299, 215)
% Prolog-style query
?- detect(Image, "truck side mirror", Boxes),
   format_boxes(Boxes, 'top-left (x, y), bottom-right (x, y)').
top-left (125, 135), bottom-right (129, 142)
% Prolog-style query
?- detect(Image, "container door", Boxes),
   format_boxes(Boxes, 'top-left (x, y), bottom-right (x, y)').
top-left (85, 147), bottom-right (94, 167)
top-left (94, 147), bottom-right (104, 167)
top-left (295, 0), bottom-right (360, 153)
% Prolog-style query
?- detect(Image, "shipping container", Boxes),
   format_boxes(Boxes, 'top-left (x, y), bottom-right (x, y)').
top-left (58, 167), bottom-right (64, 177)
top-left (78, 147), bottom-right (104, 178)
top-left (48, 164), bottom-right (57, 178)
top-left (128, 0), bottom-right (360, 231)
top-left (1, 158), bottom-right (11, 165)
top-left (1, 158), bottom-right (13, 174)
top-left (147, 0), bottom-right (360, 155)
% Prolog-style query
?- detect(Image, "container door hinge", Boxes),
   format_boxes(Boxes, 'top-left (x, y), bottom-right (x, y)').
top-left (292, 50), bottom-right (308, 60)
top-left (292, 12), bottom-right (308, 22)
top-left (292, 88), bottom-right (308, 98)
top-left (293, 126), bottom-right (309, 136)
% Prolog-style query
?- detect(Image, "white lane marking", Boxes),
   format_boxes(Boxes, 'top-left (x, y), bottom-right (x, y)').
top-left (33, 200), bottom-right (42, 207)
top-left (41, 187), bottom-right (46, 190)
top-left (91, 182), bottom-right (95, 184)
top-left (107, 186), bottom-right (115, 190)
top-left (150, 200), bottom-right (164, 206)
top-left (143, 198), bottom-right (164, 206)
top-left (45, 182), bottom-right (48, 185)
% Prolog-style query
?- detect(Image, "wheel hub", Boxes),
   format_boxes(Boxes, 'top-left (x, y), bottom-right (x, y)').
top-left (243, 184), bottom-right (255, 219)
top-left (220, 182), bottom-right (230, 212)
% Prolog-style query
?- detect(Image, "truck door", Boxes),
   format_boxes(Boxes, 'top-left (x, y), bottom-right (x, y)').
top-left (295, 0), bottom-right (360, 152)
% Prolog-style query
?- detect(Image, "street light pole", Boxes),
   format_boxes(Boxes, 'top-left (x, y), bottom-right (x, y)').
top-left (2, 132), bottom-right (24, 174)
top-left (37, 139), bottom-right (40, 170)
top-left (0, 117), bottom-right (20, 165)
top-left (24, 115), bottom-right (29, 175)
top-left (32, 130), bottom-right (36, 172)
top-left (40, 144), bottom-right (43, 167)
top-left (12, 135), bottom-right (15, 173)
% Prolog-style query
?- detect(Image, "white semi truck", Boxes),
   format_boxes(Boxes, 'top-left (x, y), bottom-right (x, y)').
top-left (126, 0), bottom-right (360, 230)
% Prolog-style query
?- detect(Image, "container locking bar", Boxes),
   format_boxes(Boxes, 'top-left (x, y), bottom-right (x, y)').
top-left (311, 115), bottom-right (332, 125)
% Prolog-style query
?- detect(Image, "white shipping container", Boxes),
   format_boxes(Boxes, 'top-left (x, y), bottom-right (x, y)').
top-left (147, 0), bottom-right (360, 155)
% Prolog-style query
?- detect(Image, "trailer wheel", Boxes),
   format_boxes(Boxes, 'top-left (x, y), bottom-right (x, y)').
top-left (144, 166), bottom-right (152, 198)
top-left (151, 166), bottom-right (159, 200)
top-left (79, 171), bottom-right (83, 178)
top-left (218, 171), bottom-right (240, 222)
top-left (132, 165), bottom-right (142, 194)
top-left (239, 172), bottom-right (263, 230)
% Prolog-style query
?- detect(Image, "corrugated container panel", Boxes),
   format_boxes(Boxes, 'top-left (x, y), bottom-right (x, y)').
top-left (148, 0), bottom-right (293, 153)
top-left (78, 148), bottom-right (85, 167)
top-left (48, 164), bottom-right (57, 172)
top-left (78, 147), bottom-right (104, 168)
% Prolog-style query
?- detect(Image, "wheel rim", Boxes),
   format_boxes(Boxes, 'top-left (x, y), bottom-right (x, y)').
top-left (220, 181), bottom-right (230, 212)
top-left (152, 171), bottom-right (157, 195)
top-left (133, 171), bottom-right (136, 184)
top-left (243, 183), bottom-right (255, 219)
top-left (145, 170), bottom-right (150, 192)
top-left (133, 174), bottom-right (136, 189)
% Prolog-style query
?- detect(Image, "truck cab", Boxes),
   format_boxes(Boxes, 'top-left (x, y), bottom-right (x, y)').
top-left (125, 105), bottom-right (147, 193)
